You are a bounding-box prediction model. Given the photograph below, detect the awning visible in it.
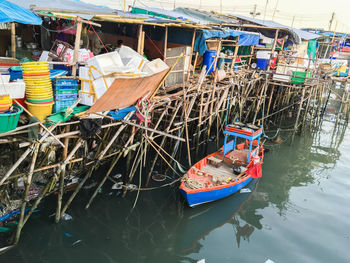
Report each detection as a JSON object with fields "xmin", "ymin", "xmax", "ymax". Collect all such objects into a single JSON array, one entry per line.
[
  {"xmin": 0, "ymin": 0, "xmax": 42, "ymax": 25},
  {"xmin": 195, "ymin": 29, "xmax": 260, "ymax": 55}
]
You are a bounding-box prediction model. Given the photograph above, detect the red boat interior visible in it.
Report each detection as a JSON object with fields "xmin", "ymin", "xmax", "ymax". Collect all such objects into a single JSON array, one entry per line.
[{"xmin": 181, "ymin": 141, "xmax": 263, "ymax": 191}]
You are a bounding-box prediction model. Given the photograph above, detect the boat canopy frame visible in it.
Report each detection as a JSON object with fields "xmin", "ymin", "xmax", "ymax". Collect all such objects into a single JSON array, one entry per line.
[{"xmin": 223, "ymin": 125, "xmax": 263, "ymax": 164}]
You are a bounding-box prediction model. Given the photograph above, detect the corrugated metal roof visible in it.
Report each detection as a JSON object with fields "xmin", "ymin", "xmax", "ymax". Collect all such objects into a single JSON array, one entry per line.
[
  {"xmin": 231, "ymin": 14, "xmax": 320, "ymax": 41},
  {"xmin": 175, "ymin": 8, "xmax": 239, "ymax": 25},
  {"xmin": 132, "ymin": 6, "xmax": 203, "ymax": 24}
]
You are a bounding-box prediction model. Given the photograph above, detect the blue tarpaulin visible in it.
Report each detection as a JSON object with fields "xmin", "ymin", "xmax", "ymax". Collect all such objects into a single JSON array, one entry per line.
[
  {"xmin": 195, "ymin": 29, "xmax": 260, "ymax": 55},
  {"xmin": 0, "ymin": 0, "xmax": 42, "ymax": 25}
]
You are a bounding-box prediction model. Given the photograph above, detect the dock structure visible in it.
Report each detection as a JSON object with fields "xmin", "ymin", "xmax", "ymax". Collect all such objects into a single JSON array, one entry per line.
[{"xmin": 0, "ymin": 3, "xmax": 349, "ymax": 245}]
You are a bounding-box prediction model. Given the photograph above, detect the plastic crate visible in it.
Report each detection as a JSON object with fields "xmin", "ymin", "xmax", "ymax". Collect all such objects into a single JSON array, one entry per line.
[
  {"xmin": 53, "ymin": 99, "xmax": 76, "ymax": 113},
  {"xmin": 54, "ymin": 83, "xmax": 78, "ymax": 88},
  {"xmin": 53, "ymin": 78, "xmax": 78, "ymax": 86},
  {"xmin": 55, "ymin": 94, "xmax": 77, "ymax": 100},
  {"xmin": 54, "ymin": 88, "xmax": 78, "ymax": 95}
]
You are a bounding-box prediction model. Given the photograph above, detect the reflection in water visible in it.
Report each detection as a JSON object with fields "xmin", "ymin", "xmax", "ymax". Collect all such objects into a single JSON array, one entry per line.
[
  {"xmin": 231, "ymin": 217, "xmax": 254, "ymax": 248},
  {"xmin": 0, "ymin": 120, "xmax": 349, "ymax": 263}
]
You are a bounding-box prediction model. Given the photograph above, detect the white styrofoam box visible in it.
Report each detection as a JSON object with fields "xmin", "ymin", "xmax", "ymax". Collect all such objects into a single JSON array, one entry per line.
[
  {"xmin": 273, "ymin": 74, "xmax": 291, "ymax": 82},
  {"xmin": 0, "ymin": 74, "xmax": 10, "ymax": 83},
  {"xmin": 79, "ymin": 90, "xmax": 94, "ymax": 106},
  {"xmin": 118, "ymin": 46, "xmax": 149, "ymax": 72},
  {"xmin": 256, "ymin": 51, "xmax": 271, "ymax": 59},
  {"xmin": 261, "ymin": 36, "xmax": 274, "ymax": 44},
  {"xmin": 87, "ymin": 51, "xmax": 124, "ymax": 79},
  {"xmin": 124, "ymin": 56, "xmax": 147, "ymax": 73},
  {"xmin": 142, "ymin": 58, "xmax": 169, "ymax": 75},
  {"xmin": 79, "ymin": 80, "xmax": 95, "ymax": 106},
  {"xmin": 0, "ymin": 80, "xmax": 25, "ymax": 99},
  {"xmin": 79, "ymin": 77, "xmax": 115, "ymax": 106},
  {"xmin": 92, "ymin": 77, "xmax": 115, "ymax": 99},
  {"xmin": 79, "ymin": 66, "xmax": 89, "ymax": 80}
]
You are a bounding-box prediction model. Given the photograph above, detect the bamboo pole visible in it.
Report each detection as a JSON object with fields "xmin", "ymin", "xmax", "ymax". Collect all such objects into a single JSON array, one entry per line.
[
  {"xmin": 55, "ymin": 139, "xmax": 83, "ymax": 223},
  {"xmin": 14, "ymin": 143, "xmax": 39, "ymax": 244},
  {"xmin": 293, "ymin": 87, "xmax": 306, "ymax": 139},
  {"xmin": 145, "ymin": 101, "xmax": 182, "ymax": 186},
  {"xmin": 0, "ymin": 123, "xmax": 59, "ymax": 186},
  {"xmin": 164, "ymin": 26, "xmax": 168, "ymax": 61},
  {"xmin": 85, "ymin": 124, "xmax": 133, "ymax": 209},
  {"xmin": 11, "ymin": 22, "xmax": 16, "ymax": 58},
  {"xmin": 183, "ymin": 87, "xmax": 192, "ymax": 166},
  {"xmin": 60, "ymin": 113, "xmax": 132, "ymax": 215},
  {"xmin": 72, "ymin": 20, "xmax": 83, "ymax": 77},
  {"xmin": 137, "ymin": 24, "xmax": 143, "ymax": 54}
]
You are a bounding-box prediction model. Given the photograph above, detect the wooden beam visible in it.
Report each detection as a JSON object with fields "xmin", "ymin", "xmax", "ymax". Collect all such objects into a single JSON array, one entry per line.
[
  {"xmin": 137, "ymin": 24, "xmax": 143, "ymax": 54},
  {"xmin": 121, "ymin": 120, "xmax": 186, "ymax": 142},
  {"xmin": 11, "ymin": 23, "xmax": 16, "ymax": 58},
  {"xmin": 71, "ymin": 20, "xmax": 83, "ymax": 77},
  {"xmin": 164, "ymin": 26, "xmax": 168, "ymax": 61}
]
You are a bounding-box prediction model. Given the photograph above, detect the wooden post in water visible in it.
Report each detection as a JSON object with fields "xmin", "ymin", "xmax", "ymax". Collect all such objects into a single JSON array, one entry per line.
[
  {"xmin": 292, "ymin": 87, "xmax": 305, "ymax": 141},
  {"xmin": 14, "ymin": 143, "xmax": 39, "ymax": 244}
]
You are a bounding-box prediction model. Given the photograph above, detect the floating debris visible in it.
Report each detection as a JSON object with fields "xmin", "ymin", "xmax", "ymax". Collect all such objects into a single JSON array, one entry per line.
[
  {"xmin": 0, "ymin": 245, "xmax": 14, "ymax": 255},
  {"xmin": 240, "ymin": 188, "xmax": 252, "ymax": 193},
  {"xmin": 83, "ymin": 181, "xmax": 98, "ymax": 190},
  {"xmin": 72, "ymin": 240, "xmax": 82, "ymax": 246},
  {"xmin": 111, "ymin": 182, "xmax": 123, "ymax": 190},
  {"xmin": 63, "ymin": 232, "xmax": 72, "ymax": 237},
  {"xmin": 112, "ymin": 173, "xmax": 122, "ymax": 179},
  {"xmin": 152, "ymin": 173, "xmax": 167, "ymax": 182},
  {"xmin": 61, "ymin": 213, "xmax": 73, "ymax": 221}
]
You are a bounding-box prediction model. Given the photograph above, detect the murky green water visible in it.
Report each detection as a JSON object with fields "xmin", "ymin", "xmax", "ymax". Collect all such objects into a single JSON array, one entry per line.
[{"xmin": 1, "ymin": 120, "xmax": 350, "ymax": 263}]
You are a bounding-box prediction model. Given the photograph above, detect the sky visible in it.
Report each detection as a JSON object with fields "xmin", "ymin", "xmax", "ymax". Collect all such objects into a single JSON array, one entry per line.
[{"xmin": 84, "ymin": 0, "xmax": 350, "ymax": 32}]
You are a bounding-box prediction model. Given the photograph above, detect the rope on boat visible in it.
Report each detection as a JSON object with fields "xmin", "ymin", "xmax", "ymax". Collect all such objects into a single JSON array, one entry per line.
[{"xmin": 184, "ymin": 179, "xmax": 206, "ymax": 189}]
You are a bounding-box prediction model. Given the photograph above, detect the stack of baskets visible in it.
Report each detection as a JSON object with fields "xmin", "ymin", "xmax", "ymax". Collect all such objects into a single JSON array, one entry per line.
[
  {"xmin": 0, "ymin": 95, "xmax": 12, "ymax": 112},
  {"xmin": 22, "ymin": 62, "xmax": 54, "ymax": 120},
  {"xmin": 53, "ymin": 78, "xmax": 78, "ymax": 113}
]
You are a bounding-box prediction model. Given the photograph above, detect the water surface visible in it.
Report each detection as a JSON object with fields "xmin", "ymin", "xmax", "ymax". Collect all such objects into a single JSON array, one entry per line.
[{"xmin": 1, "ymin": 120, "xmax": 349, "ymax": 263}]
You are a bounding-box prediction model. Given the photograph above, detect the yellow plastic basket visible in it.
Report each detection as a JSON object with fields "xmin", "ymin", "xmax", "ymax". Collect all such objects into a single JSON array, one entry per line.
[{"xmin": 25, "ymin": 100, "xmax": 54, "ymax": 121}]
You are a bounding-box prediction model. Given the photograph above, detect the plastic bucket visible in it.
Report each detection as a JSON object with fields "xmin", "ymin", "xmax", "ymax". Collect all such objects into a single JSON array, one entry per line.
[
  {"xmin": 25, "ymin": 100, "xmax": 53, "ymax": 121},
  {"xmin": 203, "ymin": 50, "xmax": 217, "ymax": 75},
  {"xmin": 22, "ymin": 61, "xmax": 48, "ymax": 66},
  {"xmin": 25, "ymin": 86, "xmax": 52, "ymax": 91},
  {"xmin": 0, "ymin": 103, "xmax": 12, "ymax": 112},
  {"xmin": 0, "ymin": 104, "xmax": 23, "ymax": 133},
  {"xmin": 257, "ymin": 58, "xmax": 269, "ymax": 70},
  {"xmin": 0, "ymin": 95, "xmax": 11, "ymax": 104},
  {"xmin": 26, "ymin": 97, "xmax": 54, "ymax": 103}
]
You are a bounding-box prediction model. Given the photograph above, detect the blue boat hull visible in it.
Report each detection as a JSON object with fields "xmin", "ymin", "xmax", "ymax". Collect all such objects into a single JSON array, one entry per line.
[{"xmin": 180, "ymin": 176, "xmax": 253, "ymax": 207}]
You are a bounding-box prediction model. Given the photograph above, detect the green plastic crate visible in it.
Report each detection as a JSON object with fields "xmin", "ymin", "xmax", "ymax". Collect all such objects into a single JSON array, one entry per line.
[{"xmin": 291, "ymin": 71, "xmax": 310, "ymax": 84}]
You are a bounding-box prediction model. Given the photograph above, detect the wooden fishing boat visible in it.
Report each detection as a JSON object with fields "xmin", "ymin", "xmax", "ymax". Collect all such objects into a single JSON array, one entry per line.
[{"xmin": 179, "ymin": 123, "xmax": 264, "ymax": 207}]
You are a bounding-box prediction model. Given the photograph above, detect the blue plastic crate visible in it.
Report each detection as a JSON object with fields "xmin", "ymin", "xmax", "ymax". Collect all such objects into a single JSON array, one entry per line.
[
  {"xmin": 54, "ymin": 88, "xmax": 78, "ymax": 95},
  {"xmin": 55, "ymin": 94, "xmax": 77, "ymax": 100},
  {"xmin": 53, "ymin": 78, "xmax": 77, "ymax": 86},
  {"xmin": 54, "ymin": 84, "xmax": 78, "ymax": 89},
  {"xmin": 53, "ymin": 99, "xmax": 76, "ymax": 113}
]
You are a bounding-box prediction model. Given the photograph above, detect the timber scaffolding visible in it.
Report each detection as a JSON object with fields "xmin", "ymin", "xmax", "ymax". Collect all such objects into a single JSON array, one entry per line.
[
  {"xmin": 0, "ymin": 67, "xmax": 342, "ymax": 245},
  {"xmin": 1, "ymin": 7, "xmax": 350, "ymax": 246}
]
